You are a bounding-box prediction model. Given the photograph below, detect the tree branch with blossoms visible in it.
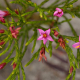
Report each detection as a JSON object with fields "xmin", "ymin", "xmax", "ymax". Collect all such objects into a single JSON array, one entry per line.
[{"xmin": 0, "ymin": 0, "xmax": 80, "ymax": 80}]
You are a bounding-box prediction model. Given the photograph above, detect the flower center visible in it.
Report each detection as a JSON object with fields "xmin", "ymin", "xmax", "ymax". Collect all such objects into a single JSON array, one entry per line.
[
  {"xmin": 76, "ymin": 45, "xmax": 80, "ymax": 48},
  {"xmin": 43, "ymin": 33, "xmax": 47, "ymax": 38},
  {"xmin": 58, "ymin": 12, "xmax": 62, "ymax": 14}
]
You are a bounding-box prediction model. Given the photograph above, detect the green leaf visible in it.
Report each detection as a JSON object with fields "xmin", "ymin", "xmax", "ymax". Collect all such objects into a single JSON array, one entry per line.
[
  {"xmin": 25, "ymin": 34, "xmax": 35, "ymax": 46},
  {"xmin": 72, "ymin": 71, "xmax": 76, "ymax": 80},
  {"xmin": 25, "ymin": 49, "xmax": 40, "ymax": 67},
  {"xmin": 65, "ymin": 44, "xmax": 78, "ymax": 68},
  {"xmin": 31, "ymin": 38, "xmax": 37, "ymax": 53},
  {"xmin": 20, "ymin": 63, "xmax": 26, "ymax": 80},
  {"xmin": 45, "ymin": 46, "xmax": 49, "ymax": 53},
  {"xmin": 39, "ymin": 0, "xmax": 49, "ymax": 7},
  {"xmin": 65, "ymin": 74, "xmax": 71, "ymax": 80},
  {"xmin": 0, "ymin": 40, "xmax": 13, "ymax": 56},
  {"xmin": 6, "ymin": 7, "xmax": 18, "ymax": 17},
  {"xmin": 31, "ymin": 29, "xmax": 37, "ymax": 53},
  {"xmin": 63, "ymin": 15, "xmax": 77, "ymax": 36},
  {"xmin": 21, "ymin": 10, "xmax": 35, "ymax": 17},
  {"xmin": 48, "ymin": 41, "xmax": 52, "ymax": 57},
  {"xmin": 58, "ymin": 19, "xmax": 72, "ymax": 24},
  {"xmin": 55, "ymin": 43, "xmax": 60, "ymax": 49},
  {"xmin": 77, "ymin": 49, "xmax": 80, "ymax": 68},
  {"xmin": 62, "ymin": 35, "xmax": 78, "ymax": 42}
]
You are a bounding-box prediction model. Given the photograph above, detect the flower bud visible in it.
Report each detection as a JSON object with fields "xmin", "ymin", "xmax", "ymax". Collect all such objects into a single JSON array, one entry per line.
[
  {"xmin": 53, "ymin": 30, "xmax": 59, "ymax": 37},
  {"xmin": 70, "ymin": 66, "xmax": 73, "ymax": 74},
  {"xmin": 3, "ymin": 11, "xmax": 11, "ymax": 17},
  {"xmin": 0, "ymin": 17, "xmax": 5, "ymax": 23},
  {"xmin": 58, "ymin": 36, "xmax": 65, "ymax": 49},
  {"xmin": 0, "ymin": 29, "xmax": 4, "ymax": 33},
  {"xmin": 15, "ymin": 9, "xmax": 19, "ymax": 15},
  {"xmin": 0, "ymin": 41, "xmax": 5, "ymax": 46},
  {"xmin": 0, "ymin": 10, "xmax": 10, "ymax": 17},
  {"xmin": 38, "ymin": 47, "xmax": 47, "ymax": 61},
  {"xmin": 13, "ymin": 62, "xmax": 16, "ymax": 70},
  {"xmin": 58, "ymin": 37, "xmax": 63, "ymax": 42},
  {"xmin": 0, "ymin": 63, "xmax": 6, "ymax": 70}
]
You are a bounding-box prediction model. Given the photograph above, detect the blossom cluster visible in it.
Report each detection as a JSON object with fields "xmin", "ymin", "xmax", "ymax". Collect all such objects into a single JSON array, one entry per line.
[
  {"xmin": 0, "ymin": 8, "xmax": 65, "ymax": 69},
  {"xmin": 0, "ymin": 10, "xmax": 20, "ymax": 70},
  {"xmin": 0, "ymin": 7, "xmax": 78, "ymax": 76}
]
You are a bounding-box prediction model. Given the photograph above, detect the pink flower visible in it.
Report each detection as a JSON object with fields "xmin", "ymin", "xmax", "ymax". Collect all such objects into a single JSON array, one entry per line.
[
  {"xmin": 37, "ymin": 29, "xmax": 54, "ymax": 45},
  {"xmin": 0, "ymin": 63, "xmax": 6, "ymax": 70},
  {"xmin": 72, "ymin": 35, "xmax": 80, "ymax": 48},
  {"xmin": 0, "ymin": 17, "xmax": 5, "ymax": 23},
  {"xmin": 13, "ymin": 62, "xmax": 16, "ymax": 70},
  {"xmin": 9, "ymin": 26, "xmax": 21, "ymax": 39},
  {"xmin": 39, "ymin": 47, "xmax": 47, "ymax": 62},
  {"xmin": 53, "ymin": 8, "xmax": 63, "ymax": 17},
  {"xmin": 0, "ymin": 10, "xmax": 10, "ymax": 17}
]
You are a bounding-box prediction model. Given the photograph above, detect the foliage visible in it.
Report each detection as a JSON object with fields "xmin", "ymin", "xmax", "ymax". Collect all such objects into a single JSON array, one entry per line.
[{"xmin": 0, "ymin": 0, "xmax": 80, "ymax": 80}]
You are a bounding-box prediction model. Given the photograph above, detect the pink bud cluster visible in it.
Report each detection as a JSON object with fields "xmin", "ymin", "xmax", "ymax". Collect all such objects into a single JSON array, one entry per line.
[
  {"xmin": 9, "ymin": 26, "xmax": 21, "ymax": 39},
  {"xmin": 0, "ymin": 9, "xmax": 19, "ymax": 23},
  {"xmin": 0, "ymin": 62, "xmax": 17, "ymax": 70}
]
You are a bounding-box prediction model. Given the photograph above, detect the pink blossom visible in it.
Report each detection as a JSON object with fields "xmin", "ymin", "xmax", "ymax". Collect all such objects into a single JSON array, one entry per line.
[
  {"xmin": 0, "ymin": 10, "xmax": 10, "ymax": 17},
  {"xmin": 37, "ymin": 29, "xmax": 54, "ymax": 45},
  {"xmin": 0, "ymin": 17, "xmax": 5, "ymax": 23},
  {"xmin": 38, "ymin": 47, "xmax": 47, "ymax": 62},
  {"xmin": 53, "ymin": 8, "xmax": 63, "ymax": 17},
  {"xmin": 9, "ymin": 26, "xmax": 21, "ymax": 39},
  {"xmin": 0, "ymin": 63, "xmax": 6, "ymax": 70},
  {"xmin": 72, "ymin": 35, "xmax": 80, "ymax": 49}
]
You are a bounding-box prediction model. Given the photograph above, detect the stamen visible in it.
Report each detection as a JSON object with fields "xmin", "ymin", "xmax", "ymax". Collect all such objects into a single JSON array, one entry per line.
[
  {"xmin": 76, "ymin": 45, "xmax": 80, "ymax": 48},
  {"xmin": 58, "ymin": 12, "xmax": 62, "ymax": 14},
  {"xmin": 43, "ymin": 33, "xmax": 47, "ymax": 38}
]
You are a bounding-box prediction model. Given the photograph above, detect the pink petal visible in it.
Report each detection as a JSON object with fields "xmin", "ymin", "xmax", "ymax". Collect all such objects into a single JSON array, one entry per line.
[
  {"xmin": 56, "ymin": 8, "xmax": 62, "ymax": 12},
  {"xmin": 3, "ymin": 11, "xmax": 11, "ymax": 17},
  {"xmin": 54, "ymin": 11, "xmax": 58, "ymax": 16},
  {"xmin": 43, "ymin": 54, "xmax": 47, "ymax": 61},
  {"xmin": 37, "ymin": 35, "xmax": 43, "ymax": 40},
  {"xmin": 38, "ymin": 29, "xmax": 45, "ymax": 35},
  {"xmin": 56, "ymin": 12, "xmax": 63, "ymax": 17},
  {"xmin": 12, "ymin": 33, "xmax": 17, "ymax": 39},
  {"xmin": 61, "ymin": 11, "xmax": 64, "ymax": 15},
  {"xmin": 79, "ymin": 35, "xmax": 80, "ymax": 42},
  {"xmin": 43, "ymin": 38, "xmax": 47, "ymax": 45},
  {"xmin": 0, "ymin": 10, "xmax": 5, "ymax": 17},
  {"xmin": 45, "ymin": 29, "xmax": 50, "ymax": 35},
  {"xmin": 38, "ymin": 56, "xmax": 42, "ymax": 61},
  {"xmin": 15, "ymin": 27, "xmax": 21, "ymax": 31},
  {"xmin": 72, "ymin": 42, "xmax": 80, "ymax": 49},
  {"xmin": 9, "ymin": 26, "xmax": 15, "ymax": 32},
  {"xmin": 57, "ymin": 14, "xmax": 62, "ymax": 17},
  {"xmin": 47, "ymin": 35, "xmax": 54, "ymax": 41},
  {"xmin": 15, "ymin": 31, "xmax": 19, "ymax": 34},
  {"xmin": 9, "ymin": 26, "xmax": 13, "ymax": 32}
]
